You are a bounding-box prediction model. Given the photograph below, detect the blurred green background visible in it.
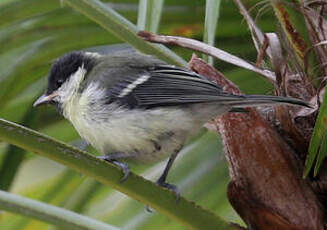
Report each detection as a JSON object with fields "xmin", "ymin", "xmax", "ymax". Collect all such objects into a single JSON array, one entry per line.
[{"xmin": 0, "ymin": 0, "xmax": 277, "ymax": 229}]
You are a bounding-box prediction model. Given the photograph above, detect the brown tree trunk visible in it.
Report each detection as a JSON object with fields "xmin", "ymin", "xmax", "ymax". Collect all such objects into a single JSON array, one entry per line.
[{"xmin": 189, "ymin": 56, "xmax": 325, "ymax": 230}]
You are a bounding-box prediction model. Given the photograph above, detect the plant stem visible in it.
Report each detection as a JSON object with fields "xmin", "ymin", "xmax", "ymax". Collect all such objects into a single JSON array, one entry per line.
[
  {"xmin": 0, "ymin": 190, "xmax": 119, "ymax": 230},
  {"xmin": 0, "ymin": 118, "xmax": 234, "ymax": 230},
  {"xmin": 63, "ymin": 0, "xmax": 186, "ymax": 67}
]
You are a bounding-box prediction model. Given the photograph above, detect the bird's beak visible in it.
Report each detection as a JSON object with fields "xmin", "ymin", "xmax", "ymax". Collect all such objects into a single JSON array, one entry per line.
[{"xmin": 33, "ymin": 92, "xmax": 58, "ymax": 107}]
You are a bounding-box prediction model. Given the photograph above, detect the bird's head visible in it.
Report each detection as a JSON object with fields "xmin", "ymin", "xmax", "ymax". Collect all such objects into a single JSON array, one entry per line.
[{"xmin": 33, "ymin": 51, "xmax": 99, "ymax": 109}]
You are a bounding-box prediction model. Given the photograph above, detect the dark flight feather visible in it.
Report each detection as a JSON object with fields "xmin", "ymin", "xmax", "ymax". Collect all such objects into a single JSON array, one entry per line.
[{"xmin": 105, "ymin": 65, "xmax": 309, "ymax": 109}]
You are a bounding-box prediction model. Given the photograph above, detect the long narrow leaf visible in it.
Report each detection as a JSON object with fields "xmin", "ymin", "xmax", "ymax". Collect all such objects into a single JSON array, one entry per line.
[
  {"xmin": 63, "ymin": 0, "xmax": 186, "ymax": 67},
  {"xmin": 137, "ymin": 0, "xmax": 164, "ymax": 33},
  {"xmin": 271, "ymin": 1, "xmax": 308, "ymax": 67},
  {"xmin": 203, "ymin": 0, "xmax": 221, "ymax": 65},
  {"xmin": 304, "ymin": 90, "xmax": 327, "ymax": 177},
  {"xmin": 0, "ymin": 118, "xmax": 234, "ymax": 230},
  {"xmin": 0, "ymin": 190, "xmax": 119, "ymax": 230},
  {"xmin": 314, "ymin": 131, "xmax": 327, "ymax": 176},
  {"xmin": 147, "ymin": 0, "xmax": 164, "ymax": 33},
  {"xmin": 137, "ymin": 0, "xmax": 148, "ymax": 31},
  {"xmin": 7, "ymin": 170, "xmax": 85, "ymax": 230}
]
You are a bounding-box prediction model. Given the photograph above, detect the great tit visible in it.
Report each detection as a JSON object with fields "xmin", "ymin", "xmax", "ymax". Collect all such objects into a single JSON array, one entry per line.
[{"xmin": 33, "ymin": 50, "xmax": 309, "ymax": 193}]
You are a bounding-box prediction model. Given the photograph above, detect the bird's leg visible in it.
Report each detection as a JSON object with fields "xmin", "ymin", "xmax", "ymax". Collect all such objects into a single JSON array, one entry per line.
[
  {"xmin": 145, "ymin": 151, "xmax": 180, "ymax": 213},
  {"xmin": 156, "ymin": 150, "xmax": 180, "ymax": 201},
  {"xmin": 97, "ymin": 153, "xmax": 132, "ymax": 182}
]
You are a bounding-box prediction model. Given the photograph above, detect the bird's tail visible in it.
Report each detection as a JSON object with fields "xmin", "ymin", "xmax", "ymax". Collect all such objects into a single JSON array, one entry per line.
[{"xmin": 222, "ymin": 94, "xmax": 310, "ymax": 108}]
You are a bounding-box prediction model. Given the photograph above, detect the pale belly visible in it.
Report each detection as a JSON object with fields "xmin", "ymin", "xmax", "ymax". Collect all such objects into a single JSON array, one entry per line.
[
  {"xmin": 68, "ymin": 105, "xmax": 198, "ymax": 163},
  {"xmin": 63, "ymin": 85, "xmax": 228, "ymax": 163}
]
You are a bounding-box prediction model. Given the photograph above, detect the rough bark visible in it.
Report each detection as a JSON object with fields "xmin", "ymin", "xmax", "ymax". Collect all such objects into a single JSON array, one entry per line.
[{"xmin": 189, "ymin": 55, "xmax": 325, "ymax": 230}]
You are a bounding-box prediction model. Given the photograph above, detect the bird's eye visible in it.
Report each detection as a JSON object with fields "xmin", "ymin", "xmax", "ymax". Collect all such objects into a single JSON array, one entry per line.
[{"xmin": 56, "ymin": 79, "xmax": 64, "ymax": 88}]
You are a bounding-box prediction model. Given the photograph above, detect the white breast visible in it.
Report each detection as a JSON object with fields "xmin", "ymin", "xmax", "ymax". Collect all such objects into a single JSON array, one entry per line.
[
  {"xmin": 64, "ymin": 81, "xmax": 197, "ymax": 162},
  {"xmin": 58, "ymin": 71, "xmax": 202, "ymax": 163}
]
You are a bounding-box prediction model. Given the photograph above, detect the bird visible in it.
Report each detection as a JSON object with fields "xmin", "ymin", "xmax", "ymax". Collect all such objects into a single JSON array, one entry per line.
[{"xmin": 33, "ymin": 50, "xmax": 309, "ymax": 195}]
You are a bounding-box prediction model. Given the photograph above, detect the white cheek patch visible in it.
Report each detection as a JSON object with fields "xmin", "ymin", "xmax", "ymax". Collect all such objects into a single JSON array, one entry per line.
[
  {"xmin": 71, "ymin": 65, "xmax": 87, "ymax": 87},
  {"xmin": 57, "ymin": 65, "xmax": 88, "ymax": 119},
  {"xmin": 118, "ymin": 75, "xmax": 151, "ymax": 98},
  {"xmin": 57, "ymin": 65, "xmax": 87, "ymax": 99}
]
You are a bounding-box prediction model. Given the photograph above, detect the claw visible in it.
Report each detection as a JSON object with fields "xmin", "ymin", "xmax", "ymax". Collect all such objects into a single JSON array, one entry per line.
[
  {"xmin": 112, "ymin": 160, "xmax": 130, "ymax": 183},
  {"xmin": 156, "ymin": 178, "xmax": 180, "ymax": 203},
  {"xmin": 144, "ymin": 180, "xmax": 180, "ymax": 213},
  {"xmin": 97, "ymin": 156, "xmax": 130, "ymax": 183},
  {"xmin": 145, "ymin": 205, "xmax": 154, "ymax": 213}
]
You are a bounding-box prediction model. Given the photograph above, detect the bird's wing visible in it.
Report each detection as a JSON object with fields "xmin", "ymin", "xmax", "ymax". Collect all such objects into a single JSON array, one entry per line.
[{"xmin": 106, "ymin": 65, "xmax": 245, "ymax": 109}]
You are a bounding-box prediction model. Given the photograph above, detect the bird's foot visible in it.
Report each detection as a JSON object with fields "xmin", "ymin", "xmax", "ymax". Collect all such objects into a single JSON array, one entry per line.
[
  {"xmin": 145, "ymin": 179, "xmax": 180, "ymax": 213},
  {"xmin": 97, "ymin": 155, "xmax": 130, "ymax": 183},
  {"xmin": 156, "ymin": 178, "xmax": 180, "ymax": 203}
]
